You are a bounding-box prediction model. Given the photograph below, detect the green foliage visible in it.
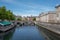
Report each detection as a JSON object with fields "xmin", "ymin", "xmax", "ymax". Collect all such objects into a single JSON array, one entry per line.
[
  {"xmin": 0, "ymin": 6, "xmax": 15, "ymax": 20},
  {"xmin": 0, "ymin": 6, "xmax": 6, "ymax": 20},
  {"xmin": 33, "ymin": 17, "xmax": 36, "ymax": 21},
  {"xmin": 17, "ymin": 18, "xmax": 22, "ymax": 21}
]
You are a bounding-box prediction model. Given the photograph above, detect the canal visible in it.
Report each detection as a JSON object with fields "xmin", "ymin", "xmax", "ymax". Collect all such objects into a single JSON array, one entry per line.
[{"xmin": 0, "ymin": 26, "xmax": 46, "ymax": 40}]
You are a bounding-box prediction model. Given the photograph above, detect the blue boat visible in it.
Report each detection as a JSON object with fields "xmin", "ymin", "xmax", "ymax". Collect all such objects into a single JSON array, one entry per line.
[
  {"xmin": 0, "ymin": 21, "xmax": 15, "ymax": 32},
  {"xmin": 0, "ymin": 21, "xmax": 12, "ymax": 26}
]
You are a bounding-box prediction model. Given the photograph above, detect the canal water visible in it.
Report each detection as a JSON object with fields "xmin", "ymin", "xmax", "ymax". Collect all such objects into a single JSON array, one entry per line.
[{"xmin": 0, "ymin": 26, "xmax": 46, "ymax": 40}]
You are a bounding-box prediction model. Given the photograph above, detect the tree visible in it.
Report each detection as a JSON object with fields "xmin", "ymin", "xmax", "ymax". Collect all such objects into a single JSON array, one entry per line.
[
  {"xmin": 0, "ymin": 6, "xmax": 15, "ymax": 21},
  {"xmin": 6, "ymin": 10, "xmax": 15, "ymax": 20},
  {"xmin": 33, "ymin": 17, "xmax": 36, "ymax": 21},
  {"xmin": 0, "ymin": 6, "xmax": 6, "ymax": 20},
  {"xmin": 17, "ymin": 18, "xmax": 22, "ymax": 21}
]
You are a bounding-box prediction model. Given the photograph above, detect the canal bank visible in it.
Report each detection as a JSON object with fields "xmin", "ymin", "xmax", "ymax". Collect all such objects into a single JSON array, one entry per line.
[
  {"xmin": 36, "ymin": 22, "xmax": 60, "ymax": 40},
  {"xmin": 0, "ymin": 27, "xmax": 15, "ymax": 40},
  {"xmin": 0, "ymin": 21, "xmax": 16, "ymax": 32}
]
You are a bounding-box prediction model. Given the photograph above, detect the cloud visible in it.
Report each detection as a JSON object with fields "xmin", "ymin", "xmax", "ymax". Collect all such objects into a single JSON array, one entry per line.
[
  {"xmin": 13, "ymin": 9, "xmax": 40, "ymax": 16},
  {"xmin": 0, "ymin": 0, "xmax": 14, "ymax": 3},
  {"xmin": 13, "ymin": 2, "xmax": 54, "ymax": 16},
  {"xmin": 0, "ymin": 0, "xmax": 54, "ymax": 16},
  {"xmin": 1, "ymin": 0, "xmax": 54, "ymax": 11}
]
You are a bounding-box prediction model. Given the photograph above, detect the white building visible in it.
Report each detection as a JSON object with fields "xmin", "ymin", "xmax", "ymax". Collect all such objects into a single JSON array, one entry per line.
[
  {"xmin": 39, "ymin": 5, "xmax": 60, "ymax": 23},
  {"xmin": 55, "ymin": 5, "xmax": 60, "ymax": 23}
]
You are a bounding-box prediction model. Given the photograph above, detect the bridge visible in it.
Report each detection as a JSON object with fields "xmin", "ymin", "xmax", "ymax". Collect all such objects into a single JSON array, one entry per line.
[{"xmin": 12, "ymin": 21, "xmax": 35, "ymax": 26}]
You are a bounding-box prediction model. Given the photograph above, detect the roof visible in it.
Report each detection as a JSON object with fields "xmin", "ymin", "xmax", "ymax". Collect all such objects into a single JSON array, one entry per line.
[
  {"xmin": 55, "ymin": 4, "xmax": 60, "ymax": 8},
  {"xmin": 39, "ymin": 11, "xmax": 56, "ymax": 17},
  {"xmin": 0, "ymin": 21, "xmax": 11, "ymax": 26}
]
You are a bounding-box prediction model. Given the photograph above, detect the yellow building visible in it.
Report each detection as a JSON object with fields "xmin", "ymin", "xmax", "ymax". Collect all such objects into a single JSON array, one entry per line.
[{"xmin": 36, "ymin": 16, "xmax": 40, "ymax": 21}]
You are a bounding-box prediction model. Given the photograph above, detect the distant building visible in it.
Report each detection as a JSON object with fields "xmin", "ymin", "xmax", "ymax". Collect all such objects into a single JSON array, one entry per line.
[
  {"xmin": 26, "ymin": 16, "xmax": 36, "ymax": 21},
  {"xmin": 22, "ymin": 16, "xmax": 28, "ymax": 21},
  {"xmin": 27, "ymin": 17, "xmax": 33, "ymax": 21},
  {"xmin": 36, "ymin": 16, "xmax": 40, "ymax": 21},
  {"xmin": 39, "ymin": 5, "xmax": 60, "ymax": 23},
  {"xmin": 15, "ymin": 16, "xmax": 22, "ymax": 20},
  {"xmin": 39, "ymin": 11, "xmax": 56, "ymax": 23}
]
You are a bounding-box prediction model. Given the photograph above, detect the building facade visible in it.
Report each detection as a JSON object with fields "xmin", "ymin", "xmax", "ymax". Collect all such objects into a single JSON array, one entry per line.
[
  {"xmin": 39, "ymin": 5, "xmax": 60, "ymax": 23},
  {"xmin": 27, "ymin": 16, "xmax": 36, "ymax": 21},
  {"xmin": 36, "ymin": 16, "xmax": 40, "ymax": 21}
]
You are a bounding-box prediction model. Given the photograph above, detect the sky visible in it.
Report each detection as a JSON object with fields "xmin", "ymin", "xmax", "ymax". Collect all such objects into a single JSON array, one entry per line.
[{"xmin": 0, "ymin": 0, "xmax": 60, "ymax": 16}]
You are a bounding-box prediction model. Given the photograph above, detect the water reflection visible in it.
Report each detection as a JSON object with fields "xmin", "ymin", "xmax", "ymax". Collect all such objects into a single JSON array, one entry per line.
[
  {"xmin": 37, "ymin": 26, "xmax": 60, "ymax": 40},
  {"xmin": 11, "ymin": 26, "xmax": 45, "ymax": 40},
  {"xmin": 0, "ymin": 26, "xmax": 46, "ymax": 40},
  {"xmin": 37, "ymin": 26, "xmax": 49, "ymax": 40},
  {"xmin": 0, "ymin": 28, "xmax": 15, "ymax": 40}
]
